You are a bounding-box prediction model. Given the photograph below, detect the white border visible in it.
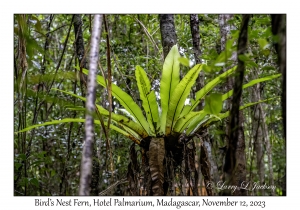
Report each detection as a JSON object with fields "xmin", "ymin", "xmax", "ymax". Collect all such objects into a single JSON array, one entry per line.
[{"xmin": 1, "ymin": 0, "xmax": 298, "ymax": 209}]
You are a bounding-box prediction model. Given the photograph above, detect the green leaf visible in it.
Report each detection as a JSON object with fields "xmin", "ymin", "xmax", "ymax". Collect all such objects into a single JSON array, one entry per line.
[
  {"xmin": 203, "ymin": 93, "xmax": 223, "ymax": 115},
  {"xmin": 255, "ymin": 17, "xmax": 270, "ymax": 25},
  {"xmin": 258, "ymin": 38, "xmax": 269, "ymax": 50},
  {"xmin": 31, "ymin": 15, "xmax": 42, "ymax": 32},
  {"xmin": 261, "ymin": 66, "xmax": 275, "ymax": 71},
  {"xmin": 249, "ymin": 29, "xmax": 259, "ymax": 39},
  {"xmin": 222, "ymin": 74, "xmax": 281, "ymax": 101},
  {"xmin": 80, "ymin": 68, "xmax": 150, "ymax": 135},
  {"xmin": 30, "ymin": 178, "xmax": 39, "ymax": 187},
  {"xmin": 166, "ymin": 64, "xmax": 202, "ymax": 135},
  {"xmin": 226, "ymin": 39, "xmax": 234, "ymax": 50},
  {"xmin": 53, "ymin": 88, "xmax": 148, "ymax": 139},
  {"xmin": 160, "ymin": 45, "xmax": 181, "ymax": 134},
  {"xmin": 247, "ymin": 61, "xmax": 258, "ymax": 68},
  {"xmin": 16, "ymin": 117, "xmax": 142, "ymax": 144},
  {"xmin": 231, "ymin": 30, "xmax": 240, "ymax": 39},
  {"xmin": 65, "ymin": 107, "xmax": 85, "ymax": 111},
  {"xmin": 179, "ymin": 105, "xmax": 192, "ymax": 118},
  {"xmin": 186, "ymin": 112, "xmax": 210, "ymax": 135},
  {"xmin": 31, "ymin": 160, "xmax": 45, "ymax": 167},
  {"xmin": 174, "ymin": 110, "xmax": 206, "ymax": 133},
  {"xmin": 238, "ymin": 55, "xmax": 258, "ymax": 68},
  {"xmin": 199, "ymin": 97, "xmax": 279, "ymax": 132},
  {"xmin": 178, "ymin": 57, "xmax": 190, "ymax": 67},
  {"xmin": 109, "ymin": 111, "xmax": 147, "ymax": 139},
  {"xmin": 202, "ymin": 64, "xmax": 212, "ymax": 73},
  {"xmin": 238, "ymin": 54, "xmax": 249, "ymax": 62},
  {"xmin": 15, "ymin": 163, "xmax": 22, "ymax": 170},
  {"xmin": 18, "ymin": 154, "xmax": 26, "ymax": 161},
  {"xmin": 190, "ymin": 66, "xmax": 237, "ymax": 111},
  {"xmin": 16, "ymin": 118, "xmax": 86, "ymax": 133},
  {"xmin": 51, "ymin": 170, "xmax": 56, "ymax": 177},
  {"xmin": 120, "ymin": 125, "xmax": 143, "ymax": 143},
  {"xmin": 214, "ymin": 51, "xmax": 227, "ymax": 66},
  {"xmin": 37, "ymin": 151, "xmax": 47, "ymax": 158},
  {"xmin": 20, "ymin": 178, "xmax": 29, "ymax": 187},
  {"xmin": 262, "ymin": 49, "xmax": 270, "ymax": 56},
  {"xmin": 135, "ymin": 65, "xmax": 159, "ymax": 134}
]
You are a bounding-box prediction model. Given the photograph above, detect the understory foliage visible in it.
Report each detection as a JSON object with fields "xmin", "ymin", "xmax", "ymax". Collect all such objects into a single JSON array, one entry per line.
[
  {"xmin": 17, "ymin": 45, "xmax": 279, "ymax": 195},
  {"xmin": 14, "ymin": 14, "xmax": 285, "ymax": 196}
]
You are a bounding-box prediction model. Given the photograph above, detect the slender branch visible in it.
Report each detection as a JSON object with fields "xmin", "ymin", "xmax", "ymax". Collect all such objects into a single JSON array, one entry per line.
[
  {"xmin": 103, "ymin": 15, "xmax": 112, "ymax": 131},
  {"xmin": 79, "ymin": 14, "xmax": 103, "ymax": 196},
  {"xmin": 47, "ymin": 15, "xmax": 74, "ymax": 93},
  {"xmin": 103, "ymin": 15, "xmax": 115, "ymax": 182}
]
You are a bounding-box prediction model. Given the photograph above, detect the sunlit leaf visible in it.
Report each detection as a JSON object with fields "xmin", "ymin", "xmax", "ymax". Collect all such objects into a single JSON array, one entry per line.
[
  {"xmin": 135, "ymin": 65, "xmax": 159, "ymax": 134},
  {"xmin": 52, "ymin": 89, "xmax": 148, "ymax": 139},
  {"xmin": 166, "ymin": 64, "xmax": 202, "ymax": 135},
  {"xmin": 222, "ymin": 74, "xmax": 281, "ymax": 101},
  {"xmin": 203, "ymin": 93, "xmax": 223, "ymax": 115},
  {"xmin": 258, "ymin": 38, "xmax": 269, "ymax": 50},
  {"xmin": 199, "ymin": 97, "xmax": 279, "ymax": 132},
  {"xmin": 16, "ymin": 117, "xmax": 141, "ymax": 144},
  {"xmin": 190, "ymin": 66, "xmax": 237, "ymax": 112},
  {"xmin": 79, "ymin": 67, "xmax": 150, "ymax": 135},
  {"xmin": 178, "ymin": 57, "xmax": 190, "ymax": 67},
  {"xmin": 160, "ymin": 45, "xmax": 181, "ymax": 134}
]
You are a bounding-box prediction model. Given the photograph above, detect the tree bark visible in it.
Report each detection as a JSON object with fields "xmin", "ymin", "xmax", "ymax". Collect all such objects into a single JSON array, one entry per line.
[
  {"xmin": 73, "ymin": 14, "xmax": 88, "ymax": 69},
  {"xmin": 223, "ymin": 14, "xmax": 250, "ymax": 196},
  {"xmin": 73, "ymin": 14, "xmax": 100, "ymax": 196},
  {"xmin": 218, "ymin": 15, "xmax": 233, "ymax": 53},
  {"xmin": 159, "ymin": 14, "xmax": 178, "ymax": 59},
  {"xmin": 258, "ymin": 102, "xmax": 275, "ymax": 195},
  {"xmin": 73, "ymin": 14, "xmax": 88, "ymax": 96},
  {"xmin": 149, "ymin": 137, "xmax": 165, "ymax": 195},
  {"xmin": 271, "ymin": 14, "xmax": 286, "ymax": 196},
  {"xmin": 271, "ymin": 14, "xmax": 286, "ymax": 140},
  {"xmin": 252, "ymin": 82, "xmax": 265, "ymax": 195},
  {"xmin": 190, "ymin": 14, "xmax": 205, "ymax": 108},
  {"xmin": 79, "ymin": 14, "xmax": 103, "ymax": 196},
  {"xmin": 189, "ymin": 14, "xmax": 205, "ymax": 195},
  {"xmin": 190, "ymin": 15, "xmax": 221, "ymax": 196},
  {"xmin": 190, "ymin": 14, "xmax": 202, "ymax": 65},
  {"xmin": 200, "ymin": 133, "xmax": 219, "ymax": 195}
]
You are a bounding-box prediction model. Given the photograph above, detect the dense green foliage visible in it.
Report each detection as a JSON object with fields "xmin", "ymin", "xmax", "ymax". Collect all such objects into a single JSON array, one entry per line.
[{"xmin": 14, "ymin": 14, "xmax": 285, "ymax": 196}]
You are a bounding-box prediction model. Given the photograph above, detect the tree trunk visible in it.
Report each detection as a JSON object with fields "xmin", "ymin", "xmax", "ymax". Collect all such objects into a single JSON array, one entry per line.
[
  {"xmin": 271, "ymin": 14, "xmax": 286, "ymax": 141},
  {"xmin": 190, "ymin": 14, "xmax": 202, "ymax": 65},
  {"xmin": 79, "ymin": 14, "xmax": 103, "ymax": 196},
  {"xmin": 73, "ymin": 14, "xmax": 88, "ymax": 70},
  {"xmin": 127, "ymin": 134, "xmax": 199, "ymax": 196},
  {"xmin": 73, "ymin": 14, "xmax": 88, "ymax": 96},
  {"xmin": 190, "ymin": 14, "xmax": 204, "ymax": 108},
  {"xmin": 159, "ymin": 14, "xmax": 178, "ymax": 59},
  {"xmin": 271, "ymin": 15, "xmax": 286, "ymax": 195},
  {"xmin": 73, "ymin": 14, "xmax": 101, "ymax": 196},
  {"xmin": 149, "ymin": 137, "xmax": 165, "ymax": 195},
  {"xmin": 189, "ymin": 14, "xmax": 205, "ymax": 195},
  {"xmin": 223, "ymin": 14, "xmax": 250, "ymax": 196},
  {"xmin": 217, "ymin": 14, "xmax": 247, "ymax": 196},
  {"xmin": 259, "ymin": 102, "xmax": 275, "ymax": 195},
  {"xmin": 218, "ymin": 15, "xmax": 233, "ymax": 53},
  {"xmin": 200, "ymin": 133, "xmax": 219, "ymax": 195},
  {"xmin": 190, "ymin": 15, "xmax": 221, "ymax": 195},
  {"xmin": 252, "ymin": 82, "xmax": 265, "ymax": 195}
]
